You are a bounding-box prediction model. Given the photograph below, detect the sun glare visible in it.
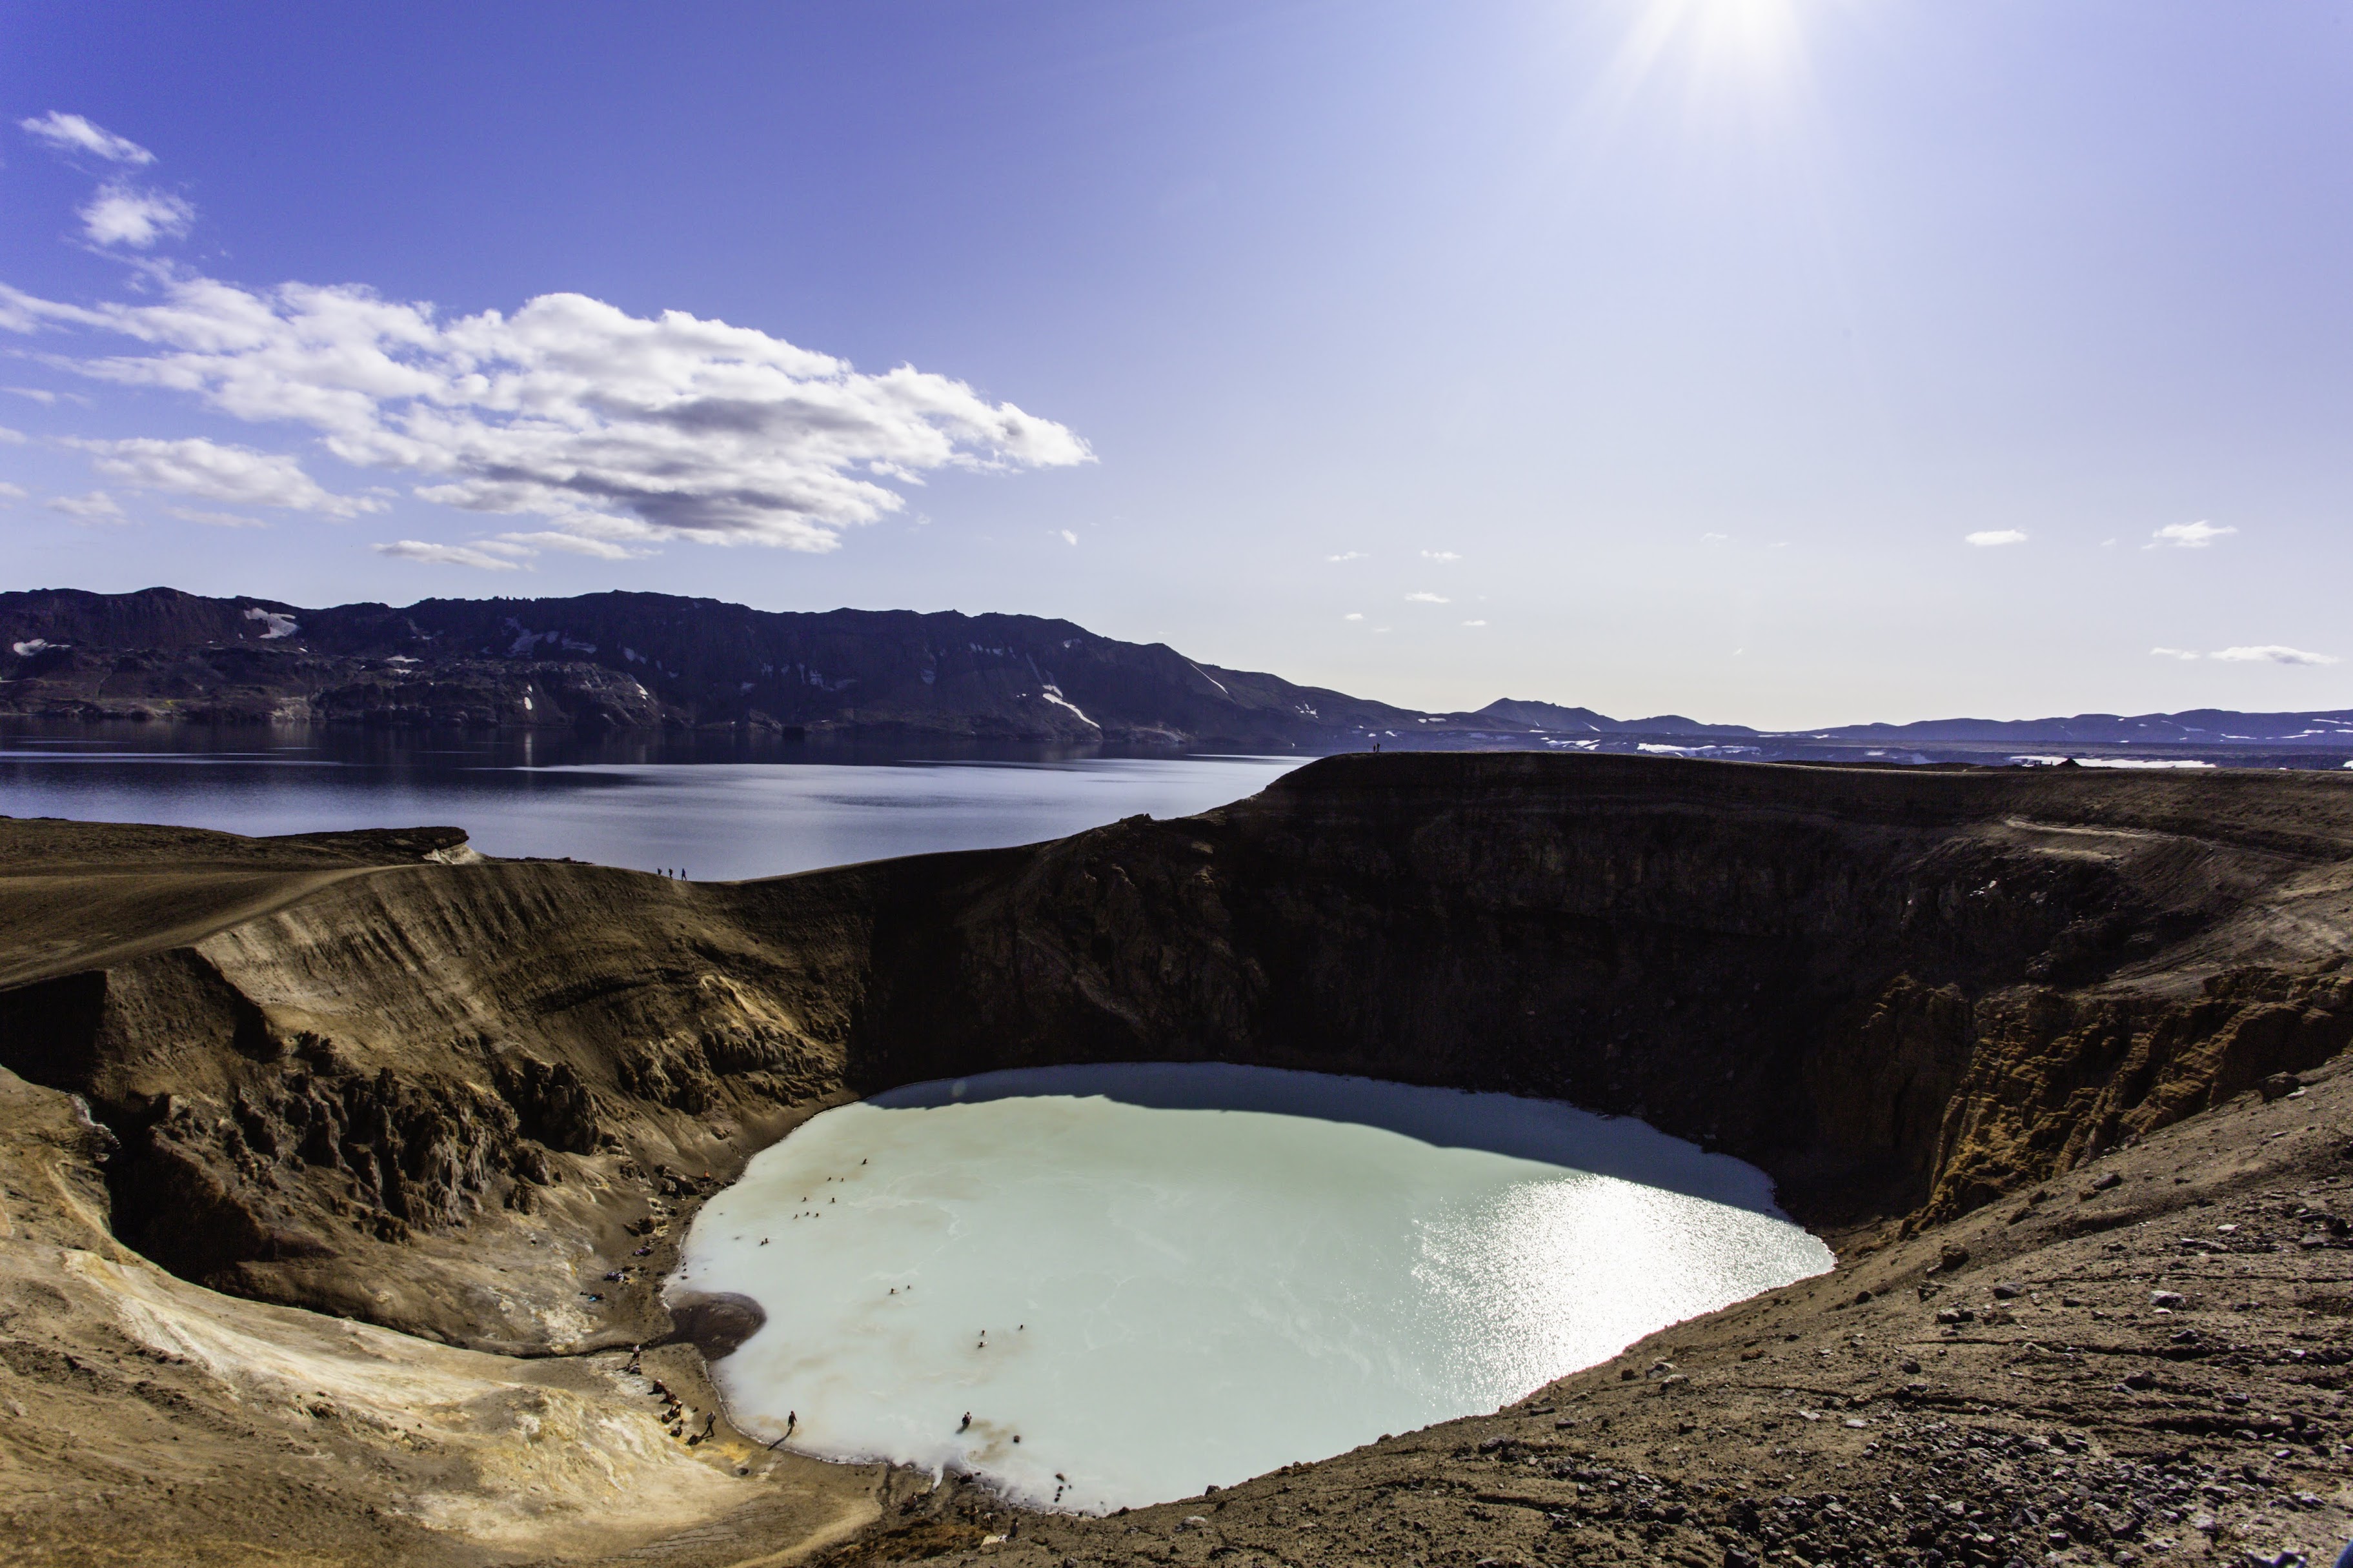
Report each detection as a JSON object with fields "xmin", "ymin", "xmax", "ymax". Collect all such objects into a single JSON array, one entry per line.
[{"xmin": 1599, "ymin": 0, "xmax": 1809, "ymax": 116}]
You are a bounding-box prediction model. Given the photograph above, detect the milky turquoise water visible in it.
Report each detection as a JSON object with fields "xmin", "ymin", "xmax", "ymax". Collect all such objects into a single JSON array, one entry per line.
[{"xmin": 670, "ymin": 1063, "xmax": 1832, "ymax": 1513}]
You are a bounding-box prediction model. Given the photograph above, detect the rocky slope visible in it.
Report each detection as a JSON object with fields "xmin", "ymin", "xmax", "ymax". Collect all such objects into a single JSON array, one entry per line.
[{"xmin": 0, "ymin": 754, "xmax": 2348, "ymax": 1565}]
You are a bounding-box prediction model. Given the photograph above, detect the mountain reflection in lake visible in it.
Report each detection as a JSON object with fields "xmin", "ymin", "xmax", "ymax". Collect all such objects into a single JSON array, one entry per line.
[{"xmin": 672, "ymin": 1063, "xmax": 1833, "ymax": 1512}]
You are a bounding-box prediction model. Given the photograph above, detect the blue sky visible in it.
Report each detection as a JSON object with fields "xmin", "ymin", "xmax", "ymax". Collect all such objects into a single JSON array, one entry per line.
[{"xmin": 2, "ymin": 1, "xmax": 2349, "ymax": 725}]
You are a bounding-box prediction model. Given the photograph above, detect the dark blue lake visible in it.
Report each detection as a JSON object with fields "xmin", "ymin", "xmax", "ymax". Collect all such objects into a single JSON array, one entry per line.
[{"xmin": 0, "ymin": 724, "xmax": 1302, "ymax": 880}]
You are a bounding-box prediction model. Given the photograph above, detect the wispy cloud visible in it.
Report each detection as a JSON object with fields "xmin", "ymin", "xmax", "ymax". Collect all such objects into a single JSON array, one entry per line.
[
  {"xmin": 1343, "ymin": 612, "xmax": 1364, "ymax": 621},
  {"xmin": 48, "ymin": 490, "xmax": 126, "ymax": 524},
  {"xmin": 1326, "ymin": 550, "xmax": 1367, "ymax": 562},
  {"xmin": 1404, "ymin": 591, "xmax": 1449, "ymax": 603},
  {"xmin": 77, "ymin": 184, "xmax": 194, "ymax": 248},
  {"xmin": 1420, "ymin": 549, "xmax": 1460, "ymax": 562},
  {"xmin": 374, "ymin": 539, "xmax": 525, "ymax": 570},
  {"xmin": 493, "ymin": 530, "xmax": 640, "ymax": 560},
  {"xmin": 1058, "ymin": 528, "xmax": 1077, "ymax": 545},
  {"xmin": 0, "ymin": 481, "xmax": 26, "ymax": 501},
  {"xmin": 1461, "ymin": 619, "xmax": 1488, "ymax": 627},
  {"xmin": 71, "ymin": 436, "xmax": 379, "ymax": 517},
  {"xmin": 1964, "ymin": 529, "xmax": 2028, "ymax": 547},
  {"xmin": 2210, "ymin": 645, "xmax": 2336, "ymax": 666},
  {"xmin": 1700, "ymin": 532, "xmax": 1729, "ymax": 543},
  {"xmin": 2148, "ymin": 519, "xmax": 2236, "ymax": 550},
  {"xmin": 4, "ymin": 274, "xmax": 1091, "ymax": 557},
  {"xmin": 2149, "ymin": 647, "xmax": 2200, "ymax": 661},
  {"xmin": 168, "ymin": 507, "xmax": 268, "ymax": 529},
  {"xmin": 0, "ymin": 425, "xmax": 22, "ymax": 443},
  {"xmin": 19, "ymin": 112, "xmax": 155, "ymax": 165}
]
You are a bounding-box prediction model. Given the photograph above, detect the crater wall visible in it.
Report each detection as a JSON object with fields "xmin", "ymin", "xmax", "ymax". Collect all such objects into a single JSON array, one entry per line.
[{"xmin": 3, "ymin": 754, "xmax": 2350, "ymax": 1349}]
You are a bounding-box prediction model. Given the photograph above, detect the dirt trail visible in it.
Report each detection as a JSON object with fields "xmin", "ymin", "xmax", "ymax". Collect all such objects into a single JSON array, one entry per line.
[{"xmin": 0, "ymin": 866, "xmax": 399, "ymax": 990}]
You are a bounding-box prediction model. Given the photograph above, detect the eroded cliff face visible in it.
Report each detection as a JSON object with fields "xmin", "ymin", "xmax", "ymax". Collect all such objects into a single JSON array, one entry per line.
[{"xmin": 2, "ymin": 754, "xmax": 2349, "ymax": 1351}]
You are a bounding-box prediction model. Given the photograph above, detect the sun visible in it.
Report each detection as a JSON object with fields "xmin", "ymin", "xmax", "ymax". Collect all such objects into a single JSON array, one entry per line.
[{"xmin": 1601, "ymin": 0, "xmax": 1810, "ymax": 110}]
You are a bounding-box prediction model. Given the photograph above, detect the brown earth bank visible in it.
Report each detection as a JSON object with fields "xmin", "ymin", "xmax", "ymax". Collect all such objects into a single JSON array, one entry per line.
[{"xmin": 0, "ymin": 752, "xmax": 2347, "ymax": 1567}]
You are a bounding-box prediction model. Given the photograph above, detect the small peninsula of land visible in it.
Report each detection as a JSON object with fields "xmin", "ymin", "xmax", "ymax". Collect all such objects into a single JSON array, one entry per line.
[{"xmin": 0, "ymin": 753, "xmax": 2348, "ymax": 1565}]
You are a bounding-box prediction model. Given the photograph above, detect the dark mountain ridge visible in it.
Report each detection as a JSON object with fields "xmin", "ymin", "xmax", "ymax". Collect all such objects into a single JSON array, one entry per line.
[
  {"xmin": 0, "ymin": 585, "xmax": 1421, "ymax": 749},
  {"xmin": 4, "ymin": 585, "xmax": 2350, "ymax": 763}
]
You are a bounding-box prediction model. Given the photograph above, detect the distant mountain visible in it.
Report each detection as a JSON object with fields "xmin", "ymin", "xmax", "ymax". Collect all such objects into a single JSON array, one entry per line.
[
  {"xmin": 1474, "ymin": 699, "xmax": 1762, "ymax": 738},
  {"xmin": 1472, "ymin": 699, "xmax": 1618, "ymax": 732},
  {"xmin": 1475, "ymin": 696, "xmax": 2353, "ymax": 749},
  {"xmin": 0, "ymin": 587, "xmax": 1430, "ymax": 749},
  {"xmin": 3, "ymin": 587, "xmax": 2348, "ymax": 765},
  {"xmin": 1797, "ymin": 710, "xmax": 2353, "ymax": 746}
]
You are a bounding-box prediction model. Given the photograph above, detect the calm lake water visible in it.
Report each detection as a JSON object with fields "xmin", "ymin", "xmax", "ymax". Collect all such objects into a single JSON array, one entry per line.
[
  {"xmin": 0, "ymin": 724, "xmax": 1301, "ymax": 879},
  {"xmin": 673, "ymin": 1064, "xmax": 1832, "ymax": 1512}
]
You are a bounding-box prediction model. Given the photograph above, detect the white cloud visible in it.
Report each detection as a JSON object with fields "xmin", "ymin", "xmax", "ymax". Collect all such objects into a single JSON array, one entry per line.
[
  {"xmin": 48, "ymin": 490, "xmax": 125, "ymax": 524},
  {"xmin": 1700, "ymin": 532, "xmax": 1729, "ymax": 542},
  {"xmin": 1964, "ymin": 529, "xmax": 2028, "ymax": 547},
  {"xmin": 2149, "ymin": 647, "xmax": 2199, "ymax": 661},
  {"xmin": 78, "ymin": 183, "xmax": 194, "ymax": 248},
  {"xmin": 1420, "ymin": 549, "xmax": 1460, "ymax": 562},
  {"xmin": 72, "ymin": 436, "xmax": 378, "ymax": 517},
  {"xmin": 1343, "ymin": 612, "xmax": 1364, "ymax": 621},
  {"xmin": 1058, "ymin": 528, "xmax": 1077, "ymax": 545},
  {"xmin": 2, "ymin": 274, "xmax": 1090, "ymax": 556},
  {"xmin": 1405, "ymin": 591, "xmax": 1449, "ymax": 603},
  {"xmin": 168, "ymin": 507, "xmax": 267, "ymax": 528},
  {"xmin": 19, "ymin": 112, "xmax": 155, "ymax": 165},
  {"xmin": 375, "ymin": 539, "xmax": 523, "ymax": 570},
  {"xmin": 0, "ymin": 481, "xmax": 26, "ymax": 501},
  {"xmin": 2210, "ymin": 645, "xmax": 2337, "ymax": 666},
  {"xmin": 0, "ymin": 425, "xmax": 22, "ymax": 443},
  {"xmin": 1461, "ymin": 619, "xmax": 1488, "ymax": 627},
  {"xmin": 1326, "ymin": 550, "xmax": 1366, "ymax": 562},
  {"xmin": 2148, "ymin": 519, "xmax": 2235, "ymax": 549}
]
